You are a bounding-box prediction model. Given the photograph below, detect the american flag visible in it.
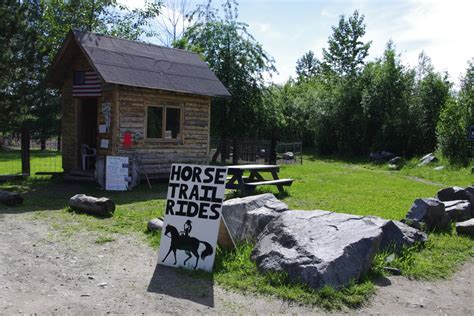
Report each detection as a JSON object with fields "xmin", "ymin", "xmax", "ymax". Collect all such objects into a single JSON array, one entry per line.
[{"xmin": 73, "ymin": 71, "xmax": 102, "ymax": 97}]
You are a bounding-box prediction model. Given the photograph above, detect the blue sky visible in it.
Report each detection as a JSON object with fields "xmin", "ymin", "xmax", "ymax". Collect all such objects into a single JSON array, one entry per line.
[{"xmin": 123, "ymin": 0, "xmax": 474, "ymax": 85}]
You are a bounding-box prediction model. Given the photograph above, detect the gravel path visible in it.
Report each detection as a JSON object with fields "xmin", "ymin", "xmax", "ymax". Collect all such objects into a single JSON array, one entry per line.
[{"xmin": 0, "ymin": 211, "xmax": 472, "ymax": 315}]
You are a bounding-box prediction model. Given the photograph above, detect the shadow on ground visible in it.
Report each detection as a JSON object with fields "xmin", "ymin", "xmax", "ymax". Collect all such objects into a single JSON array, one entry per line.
[
  {"xmin": 147, "ymin": 264, "xmax": 215, "ymax": 307},
  {"xmin": 0, "ymin": 178, "xmax": 168, "ymax": 214}
]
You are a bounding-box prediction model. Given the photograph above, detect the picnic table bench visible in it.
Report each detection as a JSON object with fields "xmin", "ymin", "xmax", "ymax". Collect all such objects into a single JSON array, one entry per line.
[{"xmin": 225, "ymin": 164, "xmax": 294, "ymax": 193}]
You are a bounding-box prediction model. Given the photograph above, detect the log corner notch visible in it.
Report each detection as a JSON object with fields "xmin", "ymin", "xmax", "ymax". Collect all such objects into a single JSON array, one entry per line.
[
  {"xmin": 68, "ymin": 194, "xmax": 115, "ymax": 216},
  {"xmin": 0, "ymin": 190, "xmax": 24, "ymax": 206}
]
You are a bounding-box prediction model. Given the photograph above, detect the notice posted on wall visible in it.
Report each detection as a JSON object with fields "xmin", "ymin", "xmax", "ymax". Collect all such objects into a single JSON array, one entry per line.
[
  {"xmin": 106, "ymin": 156, "xmax": 129, "ymax": 191},
  {"xmin": 158, "ymin": 164, "xmax": 228, "ymax": 271}
]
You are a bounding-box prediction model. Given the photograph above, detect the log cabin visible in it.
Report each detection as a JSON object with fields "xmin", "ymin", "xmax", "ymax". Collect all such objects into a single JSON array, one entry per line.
[{"xmin": 47, "ymin": 30, "xmax": 230, "ymax": 182}]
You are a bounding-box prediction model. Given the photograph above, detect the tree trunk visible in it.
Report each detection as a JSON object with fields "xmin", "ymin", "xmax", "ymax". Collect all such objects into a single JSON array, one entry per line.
[
  {"xmin": 69, "ymin": 194, "xmax": 115, "ymax": 216},
  {"xmin": 220, "ymin": 137, "xmax": 227, "ymax": 163},
  {"xmin": 0, "ymin": 190, "xmax": 23, "ymax": 206},
  {"xmin": 20, "ymin": 125, "xmax": 30, "ymax": 176},
  {"xmin": 40, "ymin": 138, "xmax": 46, "ymax": 151},
  {"xmin": 269, "ymin": 129, "xmax": 277, "ymax": 165},
  {"xmin": 232, "ymin": 138, "xmax": 239, "ymax": 164}
]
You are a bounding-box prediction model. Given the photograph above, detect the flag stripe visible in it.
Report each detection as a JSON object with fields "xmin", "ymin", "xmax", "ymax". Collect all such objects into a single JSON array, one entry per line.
[{"xmin": 73, "ymin": 70, "xmax": 102, "ymax": 97}]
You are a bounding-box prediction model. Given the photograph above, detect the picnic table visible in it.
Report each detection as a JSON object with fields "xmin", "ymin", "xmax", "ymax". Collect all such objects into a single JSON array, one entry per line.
[{"xmin": 225, "ymin": 164, "xmax": 294, "ymax": 194}]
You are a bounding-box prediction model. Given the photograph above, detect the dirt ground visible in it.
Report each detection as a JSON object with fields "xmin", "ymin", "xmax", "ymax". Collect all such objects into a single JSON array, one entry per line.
[{"xmin": 1, "ymin": 211, "xmax": 473, "ymax": 315}]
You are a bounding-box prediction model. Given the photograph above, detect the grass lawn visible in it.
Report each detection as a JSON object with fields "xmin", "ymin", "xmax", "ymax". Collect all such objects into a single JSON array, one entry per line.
[
  {"xmin": 0, "ymin": 148, "xmax": 62, "ymax": 175},
  {"xmin": 1, "ymin": 153, "xmax": 473, "ymax": 310}
]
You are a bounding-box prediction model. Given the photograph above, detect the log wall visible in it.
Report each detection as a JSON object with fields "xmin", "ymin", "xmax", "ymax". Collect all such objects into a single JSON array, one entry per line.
[{"xmin": 117, "ymin": 85, "xmax": 211, "ymax": 178}]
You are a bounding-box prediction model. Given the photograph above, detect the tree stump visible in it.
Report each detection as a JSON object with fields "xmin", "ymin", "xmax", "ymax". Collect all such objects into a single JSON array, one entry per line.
[
  {"xmin": 68, "ymin": 194, "xmax": 115, "ymax": 216},
  {"xmin": 0, "ymin": 190, "xmax": 23, "ymax": 206}
]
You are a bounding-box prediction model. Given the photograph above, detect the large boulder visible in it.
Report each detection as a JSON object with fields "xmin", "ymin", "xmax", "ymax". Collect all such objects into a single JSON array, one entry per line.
[
  {"xmin": 437, "ymin": 187, "xmax": 471, "ymax": 202},
  {"xmin": 251, "ymin": 210, "xmax": 384, "ymax": 290},
  {"xmin": 367, "ymin": 216, "xmax": 427, "ymax": 251},
  {"xmin": 406, "ymin": 198, "xmax": 448, "ymax": 230},
  {"xmin": 418, "ymin": 153, "xmax": 438, "ymax": 166},
  {"xmin": 222, "ymin": 193, "xmax": 288, "ymax": 243},
  {"xmin": 456, "ymin": 219, "xmax": 474, "ymax": 237},
  {"xmin": 442, "ymin": 200, "xmax": 472, "ymax": 221}
]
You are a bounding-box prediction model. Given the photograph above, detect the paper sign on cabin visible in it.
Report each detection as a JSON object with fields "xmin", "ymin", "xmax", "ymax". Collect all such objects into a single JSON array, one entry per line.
[{"xmin": 158, "ymin": 164, "xmax": 228, "ymax": 271}]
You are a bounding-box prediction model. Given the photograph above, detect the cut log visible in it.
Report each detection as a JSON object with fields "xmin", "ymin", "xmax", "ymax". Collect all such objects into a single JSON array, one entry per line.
[
  {"xmin": 68, "ymin": 194, "xmax": 115, "ymax": 216},
  {"xmin": 0, "ymin": 190, "xmax": 23, "ymax": 206}
]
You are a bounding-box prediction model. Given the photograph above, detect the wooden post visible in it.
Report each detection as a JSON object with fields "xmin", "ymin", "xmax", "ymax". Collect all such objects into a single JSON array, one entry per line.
[
  {"xmin": 20, "ymin": 125, "xmax": 30, "ymax": 176},
  {"xmin": 57, "ymin": 136, "xmax": 61, "ymax": 152}
]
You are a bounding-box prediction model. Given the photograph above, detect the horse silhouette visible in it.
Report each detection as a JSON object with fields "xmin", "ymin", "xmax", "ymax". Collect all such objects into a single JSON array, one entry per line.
[{"xmin": 161, "ymin": 224, "xmax": 214, "ymax": 269}]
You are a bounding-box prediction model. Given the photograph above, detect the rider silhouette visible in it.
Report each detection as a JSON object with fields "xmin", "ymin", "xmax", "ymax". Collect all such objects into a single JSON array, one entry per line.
[{"xmin": 182, "ymin": 220, "xmax": 192, "ymax": 237}]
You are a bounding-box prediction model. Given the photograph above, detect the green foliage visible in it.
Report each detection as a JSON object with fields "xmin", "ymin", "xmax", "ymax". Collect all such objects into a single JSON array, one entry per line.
[
  {"xmin": 179, "ymin": 0, "xmax": 275, "ymax": 142},
  {"xmin": 295, "ymin": 50, "xmax": 321, "ymax": 80},
  {"xmin": 374, "ymin": 228, "xmax": 474, "ymax": 280},
  {"xmin": 361, "ymin": 41, "xmax": 414, "ymax": 154},
  {"xmin": 0, "ymin": 0, "xmax": 161, "ymax": 139},
  {"xmin": 322, "ymin": 10, "xmax": 371, "ymax": 78},
  {"xmin": 437, "ymin": 97, "xmax": 471, "ymax": 164}
]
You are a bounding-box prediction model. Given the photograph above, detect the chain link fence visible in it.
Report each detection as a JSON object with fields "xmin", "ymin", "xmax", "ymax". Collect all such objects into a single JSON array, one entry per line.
[{"xmin": 0, "ymin": 133, "xmax": 62, "ymax": 178}]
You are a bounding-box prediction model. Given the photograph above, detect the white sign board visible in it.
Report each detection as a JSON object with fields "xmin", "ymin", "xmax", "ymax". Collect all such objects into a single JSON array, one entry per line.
[
  {"xmin": 106, "ymin": 156, "xmax": 129, "ymax": 191},
  {"xmin": 158, "ymin": 164, "xmax": 228, "ymax": 271}
]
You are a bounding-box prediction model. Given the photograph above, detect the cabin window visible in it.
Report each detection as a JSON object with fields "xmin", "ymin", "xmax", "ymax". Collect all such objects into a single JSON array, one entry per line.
[{"xmin": 146, "ymin": 106, "xmax": 182, "ymax": 140}]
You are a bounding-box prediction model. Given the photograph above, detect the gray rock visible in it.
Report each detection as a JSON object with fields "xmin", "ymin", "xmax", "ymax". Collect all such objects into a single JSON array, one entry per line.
[
  {"xmin": 456, "ymin": 219, "xmax": 474, "ymax": 237},
  {"xmin": 388, "ymin": 156, "xmax": 402, "ymax": 165},
  {"xmin": 251, "ymin": 210, "xmax": 384, "ymax": 290},
  {"xmin": 147, "ymin": 218, "xmax": 164, "ymax": 232},
  {"xmin": 381, "ymin": 151, "xmax": 395, "ymax": 160},
  {"xmin": 370, "ymin": 151, "xmax": 395, "ymax": 163},
  {"xmin": 442, "ymin": 200, "xmax": 472, "ymax": 221},
  {"xmin": 406, "ymin": 198, "xmax": 448, "ymax": 230},
  {"xmin": 367, "ymin": 217, "xmax": 427, "ymax": 251},
  {"xmin": 388, "ymin": 164, "xmax": 400, "ymax": 170},
  {"xmin": 282, "ymin": 152, "xmax": 294, "ymax": 160},
  {"xmin": 433, "ymin": 166, "xmax": 445, "ymax": 171},
  {"xmin": 465, "ymin": 186, "xmax": 474, "ymax": 210},
  {"xmin": 418, "ymin": 153, "xmax": 438, "ymax": 166},
  {"xmin": 437, "ymin": 187, "xmax": 471, "ymax": 202},
  {"xmin": 222, "ymin": 193, "xmax": 288, "ymax": 243}
]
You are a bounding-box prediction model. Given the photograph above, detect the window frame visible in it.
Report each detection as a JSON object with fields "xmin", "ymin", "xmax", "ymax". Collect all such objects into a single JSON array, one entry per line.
[{"xmin": 145, "ymin": 105, "xmax": 183, "ymax": 142}]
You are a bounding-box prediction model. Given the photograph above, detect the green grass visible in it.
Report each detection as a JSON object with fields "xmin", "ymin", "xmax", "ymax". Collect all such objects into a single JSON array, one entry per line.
[
  {"xmin": 1, "ymin": 152, "xmax": 473, "ymax": 310},
  {"xmin": 0, "ymin": 148, "xmax": 62, "ymax": 175}
]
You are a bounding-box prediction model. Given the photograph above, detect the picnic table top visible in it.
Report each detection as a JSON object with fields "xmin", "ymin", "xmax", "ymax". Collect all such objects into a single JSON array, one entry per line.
[{"xmin": 227, "ymin": 164, "xmax": 279, "ymax": 171}]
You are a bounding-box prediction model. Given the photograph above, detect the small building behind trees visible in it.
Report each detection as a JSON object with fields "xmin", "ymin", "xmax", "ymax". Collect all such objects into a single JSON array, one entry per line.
[{"xmin": 47, "ymin": 30, "xmax": 229, "ymax": 180}]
